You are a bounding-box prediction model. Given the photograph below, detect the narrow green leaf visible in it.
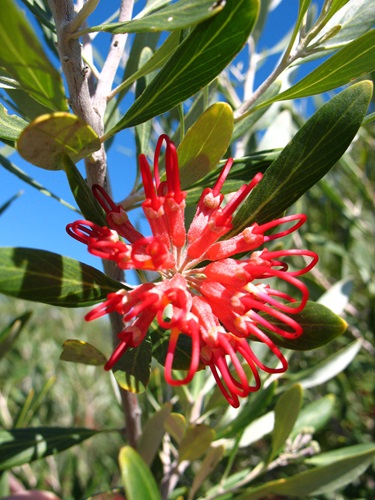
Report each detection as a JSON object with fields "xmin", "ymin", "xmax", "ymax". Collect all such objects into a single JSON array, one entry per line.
[
  {"xmin": 0, "ymin": 311, "xmax": 32, "ymax": 360},
  {"xmin": 0, "ymin": 0, "xmax": 67, "ymax": 111},
  {"xmin": 231, "ymin": 81, "xmax": 373, "ymax": 234},
  {"xmin": 318, "ymin": 278, "xmax": 353, "ymax": 315},
  {"xmin": 237, "ymin": 444, "xmax": 375, "ymax": 498},
  {"xmin": 287, "ymin": 340, "xmax": 361, "ymax": 389},
  {"xmin": 269, "ymin": 384, "xmax": 303, "ymax": 462},
  {"xmin": 178, "ymin": 424, "xmax": 215, "ymax": 462},
  {"xmin": 90, "ymin": 0, "xmax": 225, "ymax": 34},
  {"xmin": 112, "ymin": 339, "xmax": 152, "ymax": 394},
  {"xmin": 259, "ymin": 302, "xmax": 348, "ymax": 351},
  {"xmin": 0, "ymin": 154, "xmax": 80, "ymax": 214},
  {"xmin": 119, "ymin": 446, "xmax": 162, "ymax": 500},
  {"xmin": 105, "ymin": 0, "xmax": 259, "ymax": 136},
  {"xmin": 0, "ymin": 190, "xmax": 23, "ymax": 216},
  {"xmin": 137, "ymin": 403, "xmax": 172, "ymax": 466},
  {"xmin": 60, "ymin": 339, "xmax": 107, "ymax": 366},
  {"xmin": 177, "ymin": 102, "xmax": 234, "ymax": 188},
  {"xmin": 0, "ymin": 427, "xmax": 101, "ymax": 471},
  {"xmin": 62, "ymin": 155, "xmax": 107, "ymax": 227},
  {"xmin": 256, "ymin": 30, "xmax": 375, "ymax": 109},
  {"xmin": 0, "ymin": 104, "xmax": 28, "ymax": 142},
  {"xmin": 305, "ymin": 443, "xmax": 375, "ymax": 466},
  {"xmin": 17, "ymin": 113, "xmax": 101, "ymax": 171},
  {"xmin": 0, "ymin": 247, "xmax": 122, "ymax": 307}
]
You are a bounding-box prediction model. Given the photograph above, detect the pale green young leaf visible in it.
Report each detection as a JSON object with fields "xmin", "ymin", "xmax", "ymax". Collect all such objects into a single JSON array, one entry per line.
[
  {"xmin": 0, "ymin": 0, "xmax": 67, "ymax": 111},
  {"xmin": 178, "ymin": 102, "xmax": 234, "ymax": 188},
  {"xmin": 60, "ymin": 339, "xmax": 107, "ymax": 366},
  {"xmin": 119, "ymin": 446, "xmax": 162, "ymax": 500},
  {"xmin": 17, "ymin": 113, "xmax": 101, "ymax": 170}
]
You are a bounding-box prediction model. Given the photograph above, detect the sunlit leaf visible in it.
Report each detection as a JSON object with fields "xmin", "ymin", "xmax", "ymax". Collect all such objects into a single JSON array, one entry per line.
[
  {"xmin": 119, "ymin": 446, "xmax": 162, "ymax": 500},
  {"xmin": 0, "ymin": 427, "xmax": 102, "ymax": 471},
  {"xmin": 0, "ymin": 247, "xmax": 122, "ymax": 307},
  {"xmin": 305, "ymin": 443, "xmax": 375, "ymax": 466},
  {"xmin": 231, "ymin": 81, "xmax": 372, "ymax": 235},
  {"xmin": 112, "ymin": 339, "xmax": 152, "ymax": 394},
  {"xmin": 60, "ymin": 339, "xmax": 107, "ymax": 366},
  {"xmin": 253, "ymin": 30, "xmax": 375, "ymax": 110},
  {"xmin": 0, "ymin": 103, "xmax": 28, "ymax": 142},
  {"xmin": 287, "ymin": 340, "xmax": 361, "ymax": 389},
  {"xmin": 89, "ymin": 0, "xmax": 225, "ymax": 34},
  {"xmin": 177, "ymin": 102, "xmax": 234, "ymax": 188},
  {"xmin": 105, "ymin": 0, "xmax": 259, "ymax": 135},
  {"xmin": 17, "ymin": 113, "xmax": 101, "ymax": 170},
  {"xmin": 0, "ymin": 0, "xmax": 67, "ymax": 111},
  {"xmin": 317, "ymin": 278, "xmax": 353, "ymax": 315},
  {"xmin": 292, "ymin": 394, "xmax": 336, "ymax": 437},
  {"xmin": 237, "ymin": 443, "xmax": 375, "ymax": 499},
  {"xmin": 259, "ymin": 302, "xmax": 348, "ymax": 351}
]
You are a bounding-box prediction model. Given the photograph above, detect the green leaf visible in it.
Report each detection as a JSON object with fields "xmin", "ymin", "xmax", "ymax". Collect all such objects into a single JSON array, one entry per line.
[
  {"xmin": 259, "ymin": 302, "xmax": 348, "ymax": 351},
  {"xmin": 0, "ymin": 104, "xmax": 28, "ymax": 142},
  {"xmin": 287, "ymin": 340, "xmax": 361, "ymax": 389},
  {"xmin": 256, "ymin": 30, "xmax": 375, "ymax": 109},
  {"xmin": 119, "ymin": 446, "xmax": 162, "ymax": 500},
  {"xmin": 17, "ymin": 113, "xmax": 101, "ymax": 170},
  {"xmin": 231, "ymin": 81, "xmax": 373, "ymax": 234},
  {"xmin": 105, "ymin": 0, "xmax": 259, "ymax": 136},
  {"xmin": 0, "ymin": 247, "xmax": 122, "ymax": 307},
  {"xmin": 269, "ymin": 384, "xmax": 303, "ymax": 462},
  {"xmin": 0, "ymin": 0, "xmax": 67, "ymax": 111},
  {"xmin": 0, "ymin": 153, "xmax": 80, "ymax": 214},
  {"xmin": 60, "ymin": 339, "xmax": 107, "ymax": 366},
  {"xmin": 178, "ymin": 424, "xmax": 215, "ymax": 462},
  {"xmin": 305, "ymin": 443, "xmax": 375, "ymax": 466},
  {"xmin": 62, "ymin": 155, "xmax": 107, "ymax": 227},
  {"xmin": 0, "ymin": 427, "xmax": 101, "ymax": 471},
  {"xmin": 112, "ymin": 339, "xmax": 152, "ymax": 394},
  {"xmin": 0, "ymin": 311, "xmax": 32, "ymax": 360},
  {"xmin": 237, "ymin": 443, "xmax": 375, "ymax": 499},
  {"xmin": 89, "ymin": 0, "xmax": 225, "ymax": 34},
  {"xmin": 292, "ymin": 394, "xmax": 336, "ymax": 437},
  {"xmin": 0, "ymin": 190, "xmax": 23, "ymax": 216},
  {"xmin": 317, "ymin": 277, "xmax": 353, "ymax": 315},
  {"xmin": 137, "ymin": 403, "xmax": 172, "ymax": 466},
  {"xmin": 177, "ymin": 102, "xmax": 234, "ymax": 188}
]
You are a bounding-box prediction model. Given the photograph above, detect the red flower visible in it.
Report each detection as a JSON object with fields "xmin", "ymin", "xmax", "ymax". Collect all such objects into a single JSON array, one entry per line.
[{"xmin": 67, "ymin": 135, "xmax": 318, "ymax": 407}]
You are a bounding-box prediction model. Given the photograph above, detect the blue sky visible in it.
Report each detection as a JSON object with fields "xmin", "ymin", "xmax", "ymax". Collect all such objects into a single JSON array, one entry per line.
[{"xmin": 0, "ymin": 0, "xmax": 324, "ymax": 272}]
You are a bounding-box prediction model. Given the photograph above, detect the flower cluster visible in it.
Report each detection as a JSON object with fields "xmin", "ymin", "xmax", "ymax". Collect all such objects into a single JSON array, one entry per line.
[{"xmin": 67, "ymin": 135, "xmax": 318, "ymax": 407}]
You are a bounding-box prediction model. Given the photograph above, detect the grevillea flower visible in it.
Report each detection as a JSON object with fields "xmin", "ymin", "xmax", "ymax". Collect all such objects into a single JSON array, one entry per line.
[{"xmin": 67, "ymin": 135, "xmax": 318, "ymax": 408}]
